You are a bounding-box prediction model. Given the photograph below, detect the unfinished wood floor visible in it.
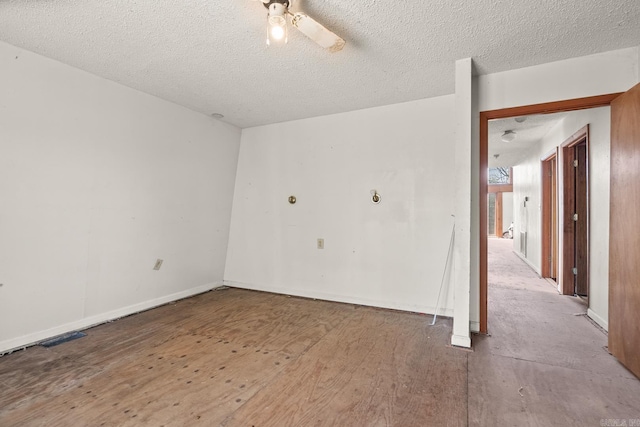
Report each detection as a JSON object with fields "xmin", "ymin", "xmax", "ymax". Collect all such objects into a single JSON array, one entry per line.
[{"xmin": 0, "ymin": 289, "xmax": 467, "ymax": 426}]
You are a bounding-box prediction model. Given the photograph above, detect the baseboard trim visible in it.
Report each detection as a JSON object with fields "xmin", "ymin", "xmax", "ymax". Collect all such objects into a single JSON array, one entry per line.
[
  {"xmin": 587, "ymin": 308, "xmax": 608, "ymax": 332},
  {"xmin": 223, "ymin": 280, "xmax": 454, "ymax": 318},
  {"xmin": 0, "ymin": 282, "xmax": 222, "ymax": 355},
  {"xmin": 451, "ymin": 334, "xmax": 472, "ymax": 348},
  {"xmin": 470, "ymin": 320, "xmax": 480, "ymax": 333},
  {"xmin": 513, "ymin": 250, "xmax": 541, "ymax": 276}
]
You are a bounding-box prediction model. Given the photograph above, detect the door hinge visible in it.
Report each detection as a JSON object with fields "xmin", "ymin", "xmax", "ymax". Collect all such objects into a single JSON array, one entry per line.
[
  {"xmin": 573, "ymin": 267, "xmax": 578, "ymax": 275},
  {"xmin": 573, "ymin": 213, "xmax": 578, "ymax": 221},
  {"xmin": 573, "ymin": 159, "xmax": 578, "ymax": 167}
]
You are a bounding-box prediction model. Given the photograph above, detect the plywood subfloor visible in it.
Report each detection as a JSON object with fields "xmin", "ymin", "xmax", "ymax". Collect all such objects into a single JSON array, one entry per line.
[
  {"xmin": 5, "ymin": 240, "xmax": 637, "ymax": 426},
  {"xmin": 0, "ymin": 289, "xmax": 467, "ymax": 426}
]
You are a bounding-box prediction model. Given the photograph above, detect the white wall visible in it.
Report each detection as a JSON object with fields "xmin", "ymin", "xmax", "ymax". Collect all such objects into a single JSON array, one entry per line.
[
  {"xmin": 513, "ymin": 148, "xmax": 545, "ymax": 271},
  {"xmin": 225, "ymin": 95, "xmax": 456, "ymax": 316},
  {"xmin": 502, "ymin": 192, "xmax": 514, "ymax": 237},
  {"xmin": 452, "ymin": 58, "xmax": 473, "ymax": 347},
  {"xmin": 470, "ymin": 46, "xmax": 640, "ymax": 328},
  {"xmin": 3, "ymin": 42, "xmax": 636, "ymax": 353},
  {"xmin": 513, "ymin": 107, "xmax": 611, "ymax": 330},
  {"xmin": 0, "ymin": 41, "xmax": 241, "ymax": 353}
]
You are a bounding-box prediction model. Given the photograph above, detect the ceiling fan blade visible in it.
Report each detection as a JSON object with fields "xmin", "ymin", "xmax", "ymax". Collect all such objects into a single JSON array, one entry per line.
[{"xmin": 291, "ymin": 13, "xmax": 345, "ymax": 52}]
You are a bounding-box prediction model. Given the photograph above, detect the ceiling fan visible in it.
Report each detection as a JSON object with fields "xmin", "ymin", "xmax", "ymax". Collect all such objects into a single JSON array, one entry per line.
[{"xmin": 253, "ymin": 0, "xmax": 345, "ymax": 52}]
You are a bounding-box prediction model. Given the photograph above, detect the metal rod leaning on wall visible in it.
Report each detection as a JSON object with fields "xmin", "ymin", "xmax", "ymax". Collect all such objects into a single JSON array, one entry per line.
[{"xmin": 430, "ymin": 215, "xmax": 455, "ymax": 326}]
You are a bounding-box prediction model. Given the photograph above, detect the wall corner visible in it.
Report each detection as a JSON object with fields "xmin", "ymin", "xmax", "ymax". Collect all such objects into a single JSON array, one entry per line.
[{"xmin": 452, "ymin": 57, "xmax": 474, "ymax": 348}]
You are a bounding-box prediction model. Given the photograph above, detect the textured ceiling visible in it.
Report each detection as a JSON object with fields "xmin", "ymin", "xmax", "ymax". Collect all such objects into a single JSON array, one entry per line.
[
  {"xmin": 488, "ymin": 113, "xmax": 567, "ymax": 168},
  {"xmin": 0, "ymin": 0, "xmax": 638, "ymax": 128}
]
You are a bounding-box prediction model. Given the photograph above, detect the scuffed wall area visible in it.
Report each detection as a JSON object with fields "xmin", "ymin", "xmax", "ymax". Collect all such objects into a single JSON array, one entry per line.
[{"xmin": 225, "ymin": 96, "xmax": 456, "ymax": 315}]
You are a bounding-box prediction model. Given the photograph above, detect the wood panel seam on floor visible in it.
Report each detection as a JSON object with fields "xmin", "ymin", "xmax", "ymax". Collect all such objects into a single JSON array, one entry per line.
[{"xmin": 486, "ymin": 351, "xmax": 635, "ymax": 380}]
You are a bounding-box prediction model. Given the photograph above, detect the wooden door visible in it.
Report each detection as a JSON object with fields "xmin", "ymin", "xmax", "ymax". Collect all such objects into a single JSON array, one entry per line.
[
  {"xmin": 575, "ymin": 143, "xmax": 588, "ymax": 297},
  {"xmin": 561, "ymin": 126, "xmax": 589, "ymax": 296},
  {"xmin": 562, "ymin": 144, "xmax": 577, "ymax": 295},
  {"xmin": 550, "ymin": 157, "xmax": 558, "ymax": 280},
  {"xmin": 542, "ymin": 154, "xmax": 559, "ymax": 281},
  {"xmin": 609, "ymin": 83, "xmax": 640, "ymax": 378}
]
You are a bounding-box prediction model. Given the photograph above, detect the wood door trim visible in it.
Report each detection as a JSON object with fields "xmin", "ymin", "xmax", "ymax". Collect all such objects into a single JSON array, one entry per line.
[
  {"xmin": 560, "ymin": 125, "xmax": 589, "ymax": 295},
  {"xmin": 541, "ymin": 148, "xmax": 557, "ymax": 162},
  {"xmin": 488, "ymin": 184, "xmax": 513, "ymax": 193},
  {"xmin": 562, "ymin": 145, "xmax": 577, "ymax": 294},
  {"xmin": 541, "ymin": 153, "xmax": 557, "ymax": 279},
  {"xmin": 575, "ymin": 143, "xmax": 589, "ymax": 297},
  {"xmin": 480, "ymin": 93, "xmax": 621, "ymax": 120},
  {"xmin": 561, "ymin": 125, "xmax": 589, "ymax": 148},
  {"xmin": 479, "ymin": 93, "xmax": 621, "ymax": 334},
  {"xmin": 495, "ymin": 192, "xmax": 503, "ymax": 238}
]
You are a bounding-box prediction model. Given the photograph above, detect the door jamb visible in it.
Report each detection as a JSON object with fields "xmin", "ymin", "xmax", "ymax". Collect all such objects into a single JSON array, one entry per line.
[
  {"xmin": 479, "ymin": 93, "xmax": 621, "ymax": 334},
  {"xmin": 560, "ymin": 125, "xmax": 590, "ymax": 295},
  {"xmin": 541, "ymin": 148, "xmax": 558, "ymax": 281}
]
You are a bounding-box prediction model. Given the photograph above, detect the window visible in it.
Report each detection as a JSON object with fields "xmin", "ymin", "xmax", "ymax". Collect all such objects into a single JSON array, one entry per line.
[
  {"xmin": 488, "ymin": 167, "xmax": 511, "ymax": 184},
  {"xmin": 488, "ymin": 193, "xmax": 496, "ymax": 235}
]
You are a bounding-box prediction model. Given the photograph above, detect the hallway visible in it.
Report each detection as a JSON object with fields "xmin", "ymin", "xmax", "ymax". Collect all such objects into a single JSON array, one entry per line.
[{"xmin": 469, "ymin": 238, "xmax": 640, "ymax": 425}]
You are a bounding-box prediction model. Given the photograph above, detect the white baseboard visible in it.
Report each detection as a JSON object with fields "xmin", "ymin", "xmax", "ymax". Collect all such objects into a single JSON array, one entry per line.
[
  {"xmin": 513, "ymin": 251, "xmax": 541, "ymax": 276},
  {"xmin": 451, "ymin": 334, "xmax": 471, "ymax": 348},
  {"xmin": 223, "ymin": 280, "xmax": 454, "ymax": 318},
  {"xmin": 470, "ymin": 320, "xmax": 480, "ymax": 333},
  {"xmin": 0, "ymin": 282, "xmax": 221, "ymax": 355},
  {"xmin": 587, "ymin": 308, "xmax": 608, "ymax": 332}
]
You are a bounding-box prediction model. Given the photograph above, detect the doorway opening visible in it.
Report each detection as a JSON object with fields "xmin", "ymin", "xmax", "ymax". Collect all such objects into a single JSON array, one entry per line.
[
  {"xmin": 488, "ymin": 167, "xmax": 513, "ymax": 239},
  {"xmin": 479, "ymin": 93, "xmax": 620, "ymax": 334},
  {"xmin": 560, "ymin": 126, "xmax": 590, "ymax": 298},
  {"xmin": 541, "ymin": 151, "xmax": 558, "ymax": 282}
]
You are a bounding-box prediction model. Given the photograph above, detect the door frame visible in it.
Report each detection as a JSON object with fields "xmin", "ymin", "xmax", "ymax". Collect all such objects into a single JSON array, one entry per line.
[
  {"xmin": 479, "ymin": 93, "xmax": 621, "ymax": 334},
  {"xmin": 541, "ymin": 149, "xmax": 558, "ymax": 281},
  {"xmin": 560, "ymin": 125, "xmax": 590, "ymax": 296}
]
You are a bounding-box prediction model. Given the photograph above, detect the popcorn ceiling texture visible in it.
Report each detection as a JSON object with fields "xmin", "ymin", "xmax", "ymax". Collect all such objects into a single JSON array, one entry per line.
[
  {"xmin": 0, "ymin": 0, "xmax": 638, "ymax": 128},
  {"xmin": 488, "ymin": 112, "xmax": 567, "ymax": 168}
]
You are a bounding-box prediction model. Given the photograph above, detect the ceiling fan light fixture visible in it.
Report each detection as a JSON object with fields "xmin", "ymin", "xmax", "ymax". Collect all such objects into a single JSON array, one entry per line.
[
  {"xmin": 256, "ymin": 0, "xmax": 344, "ymax": 51},
  {"xmin": 291, "ymin": 13, "xmax": 345, "ymax": 52},
  {"xmin": 501, "ymin": 130, "xmax": 517, "ymax": 143},
  {"xmin": 266, "ymin": 2, "xmax": 288, "ymax": 46}
]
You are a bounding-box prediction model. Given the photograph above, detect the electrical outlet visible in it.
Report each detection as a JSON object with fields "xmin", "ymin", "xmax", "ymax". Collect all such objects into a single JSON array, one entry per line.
[
  {"xmin": 317, "ymin": 238, "xmax": 324, "ymax": 249},
  {"xmin": 153, "ymin": 259, "xmax": 163, "ymax": 270}
]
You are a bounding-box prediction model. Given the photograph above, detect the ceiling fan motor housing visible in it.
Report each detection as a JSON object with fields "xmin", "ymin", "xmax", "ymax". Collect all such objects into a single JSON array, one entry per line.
[{"xmin": 263, "ymin": 0, "xmax": 290, "ymax": 10}]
